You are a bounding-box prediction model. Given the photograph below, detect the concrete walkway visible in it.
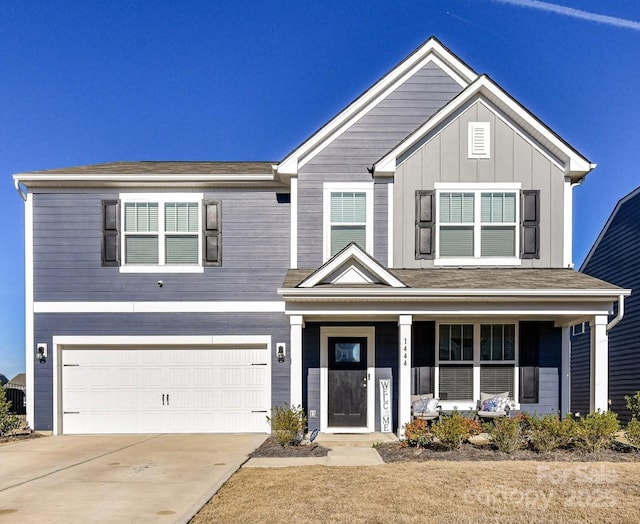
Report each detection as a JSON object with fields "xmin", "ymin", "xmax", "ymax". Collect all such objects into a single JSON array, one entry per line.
[
  {"xmin": 244, "ymin": 445, "xmax": 384, "ymax": 467},
  {"xmin": 0, "ymin": 433, "xmax": 266, "ymax": 524},
  {"xmin": 244, "ymin": 432, "xmax": 396, "ymax": 468}
]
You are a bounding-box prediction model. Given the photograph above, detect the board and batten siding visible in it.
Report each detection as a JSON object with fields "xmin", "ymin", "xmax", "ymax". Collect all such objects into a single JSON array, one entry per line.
[
  {"xmin": 33, "ymin": 312, "xmax": 290, "ymax": 431},
  {"xmin": 297, "ymin": 61, "xmax": 463, "ymax": 268},
  {"xmin": 574, "ymin": 190, "xmax": 640, "ymax": 422},
  {"xmin": 32, "ymin": 189, "xmax": 290, "ymax": 302},
  {"xmin": 393, "ymin": 100, "xmax": 565, "ymax": 268}
]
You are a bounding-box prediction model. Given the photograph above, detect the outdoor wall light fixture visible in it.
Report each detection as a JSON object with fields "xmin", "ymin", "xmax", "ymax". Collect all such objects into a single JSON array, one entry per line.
[
  {"xmin": 36, "ymin": 343, "xmax": 47, "ymax": 364},
  {"xmin": 276, "ymin": 343, "xmax": 286, "ymax": 363},
  {"xmin": 157, "ymin": 280, "xmax": 164, "ymax": 288}
]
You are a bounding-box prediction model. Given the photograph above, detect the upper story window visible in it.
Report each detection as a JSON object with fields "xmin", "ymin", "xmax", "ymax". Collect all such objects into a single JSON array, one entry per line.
[
  {"xmin": 439, "ymin": 190, "xmax": 517, "ymax": 258},
  {"xmin": 323, "ymin": 183, "xmax": 373, "ymax": 260},
  {"xmin": 416, "ymin": 184, "xmax": 539, "ymax": 265},
  {"xmin": 101, "ymin": 193, "xmax": 221, "ymax": 273},
  {"xmin": 124, "ymin": 201, "xmax": 199, "ymax": 265}
]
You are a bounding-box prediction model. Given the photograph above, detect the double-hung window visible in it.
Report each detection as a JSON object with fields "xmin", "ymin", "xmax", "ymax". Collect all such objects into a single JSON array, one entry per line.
[
  {"xmin": 323, "ymin": 183, "xmax": 373, "ymax": 260},
  {"xmin": 120, "ymin": 193, "xmax": 203, "ymax": 272},
  {"xmin": 438, "ymin": 324, "xmax": 474, "ymax": 401},
  {"xmin": 480, "ymin": 324, "xmax": 516, "ymax": 396},
  {"xmin": 436, "ymin": 322, "xmax": 517, "ymax": 404},
  {"xmin": 435, "ymin": 184, "xmax": 519, "ymax": 264}
]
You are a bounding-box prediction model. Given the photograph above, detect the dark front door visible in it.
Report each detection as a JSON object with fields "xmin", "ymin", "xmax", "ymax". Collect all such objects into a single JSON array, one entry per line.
[{"xmin": 328, "ymin": 337, "xmax": 367, "ymax": 427}]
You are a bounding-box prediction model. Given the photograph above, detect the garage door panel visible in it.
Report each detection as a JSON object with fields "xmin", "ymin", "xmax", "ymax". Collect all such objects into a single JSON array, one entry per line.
[{"xmin": 61, "ymin": 347, "xmax": 270, "ymax": 434}]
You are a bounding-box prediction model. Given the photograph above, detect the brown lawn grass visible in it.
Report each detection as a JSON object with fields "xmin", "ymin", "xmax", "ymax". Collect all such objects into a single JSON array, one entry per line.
[{"xmin": 191, "ymin": 461, "xmax": 640, "ymax": 524}]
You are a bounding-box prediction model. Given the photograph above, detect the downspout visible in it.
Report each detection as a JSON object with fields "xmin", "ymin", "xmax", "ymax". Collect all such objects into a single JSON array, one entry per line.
[
  {"xmin": 607, "ymin": 294, "xmax": 626, "ymax": 332},
  {"xmin": 14, "ymin": 179, "xmax": 27, "ymax": 201}
]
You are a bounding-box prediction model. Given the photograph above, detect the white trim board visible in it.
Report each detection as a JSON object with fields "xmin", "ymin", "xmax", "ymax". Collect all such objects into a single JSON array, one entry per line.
[{"xmin": 34, "ymin": 301, "xmax": 285, "ymax": 314}]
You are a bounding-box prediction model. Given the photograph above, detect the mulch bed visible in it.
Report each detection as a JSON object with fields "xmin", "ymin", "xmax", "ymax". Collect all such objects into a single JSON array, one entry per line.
[
  {"xmin": 376, "ymin": 441, "xmax": 640, "ymax": 463},
  {"xmin": 251, "ymin": 435, "xmax": 640, "ymax": 462},
  {"xmin": 251, "ymin": 436, "xmax": 330, "ymax": 458},
  {"xmin": 0, "ymin": 432, "xmax": 42, "ymax": 447}
]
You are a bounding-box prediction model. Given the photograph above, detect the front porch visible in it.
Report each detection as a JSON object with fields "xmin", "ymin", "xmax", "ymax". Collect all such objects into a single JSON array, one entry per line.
[{"xmin": 279, "ymin": 245, "xmax": 628, "ymax": 437}]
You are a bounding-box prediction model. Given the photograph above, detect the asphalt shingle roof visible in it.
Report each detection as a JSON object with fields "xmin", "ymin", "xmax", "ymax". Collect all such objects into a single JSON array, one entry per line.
[
  {"xmin": 282, "ymin": 268, "xmax": 623, "ymax": 291},
  {"xmin": 20, "ymin": 161, "xmax": 276, "ymax": 175}
]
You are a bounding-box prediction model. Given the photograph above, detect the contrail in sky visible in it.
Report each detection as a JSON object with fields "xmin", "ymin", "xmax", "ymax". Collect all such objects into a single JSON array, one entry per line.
[{"xmin": 492, "ymin": 0, "xmax": 640, "ymax": 31}]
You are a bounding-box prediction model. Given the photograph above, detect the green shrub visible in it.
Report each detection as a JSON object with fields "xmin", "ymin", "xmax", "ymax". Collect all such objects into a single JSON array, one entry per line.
[
  {"xmin": 0, "ymin": 387, "xmax": 20, "ymax": 437},
  {"xmin": 625, "ymin": 418, "xmax": 640, "ymax": 448},
  {"xmin": 431, "ymin": 412, "xmax": 469, "ymax": 450},
  {"xmin": 574, "ymin": 410, "xmax": 619, "ymax": 453},
  {"xmin": 267, "ymin": 404, "xmax": 307, "ymax": 447},
  {"xmin": 527, "ymin": 413, "xmax": 574, "ymax": 454},
  {"xmin": 625, "ymin": 391, "xmax": 640, "ymax": 420},
  {"xmin": 403, "ymin": 418, "xmax": 433, "ymax": 448},
  {"xmin": 489, "ymin": 416, "xmax": 524, "ymax": 454}
]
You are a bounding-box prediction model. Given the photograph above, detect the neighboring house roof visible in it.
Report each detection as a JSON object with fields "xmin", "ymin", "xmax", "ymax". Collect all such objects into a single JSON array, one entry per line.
[
  {"xmin": 277, "ymin": 37, "xmax": 478, "ymax": 175},
  {"xmin": 13, "ymin": 161, "xmax": 282, "ymax": 187},
  {"xmin": 580, "ymin": 186, "xmax": 640, "ymax": 271},
  {"xmin": 7, "ymin": 373, "xmax": 26, "ymax": 387},
  {"xmin": 282, "ymin": 267, "xmax": 625, "ymax": 295},
  {"xmin": 373, "ymin": 75, "xmax": 594, "ymax": 180}
]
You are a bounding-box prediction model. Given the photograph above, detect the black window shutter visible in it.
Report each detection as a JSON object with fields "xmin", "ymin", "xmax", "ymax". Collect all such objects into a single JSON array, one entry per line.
[
  {"xmin": 519, "ymin": 321, "xmax": 540, "ymax": 403},
  {"xmin": 521, "ymin": 190, "xmax": 540, "ymax": 259},
  {"xmin": 101, "ymin": 200, "xmax": 120, "ymax": 267},
  {"xmin": 415, "ymin": 190, "xmax": 435, "ymax": 259},
  {"xmin": 203, "ymin": 200, "xmax": 222, "ymax": 266}
]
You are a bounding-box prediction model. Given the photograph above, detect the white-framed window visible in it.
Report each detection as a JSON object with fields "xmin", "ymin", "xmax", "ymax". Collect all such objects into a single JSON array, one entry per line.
[
  {"xmin": 436, "ymin": 322, "xmax": 518, "ymax": 405},
  {"xmin": 435, "ymin": 183, "xmax": 520, "ymax": 265},
  {"xmin": 323, "ymin": 183, "xmax": 373, "ymax": 260},
  {"xmin": 120, "ymin": 193, "xmax": 203, "ymax": 273},
  {"xmin": 572, "ymin": 322, "xmax": 589, "ymax": 336}
]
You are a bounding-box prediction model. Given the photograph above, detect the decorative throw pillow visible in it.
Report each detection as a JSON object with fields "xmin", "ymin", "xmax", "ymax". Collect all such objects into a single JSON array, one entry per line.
[
  {"xmin": 425, "ymin": 398, "xmax": 439, "ymax": 412},
  {"xmin": 480, "ymin": 396, "xmax": 498, "ymax": 412},
  {"xmin": 480, "ymin": 395, "xmax": 510, "ymax": 412},
  {"xmin": 412, "ymin": 397, "xmax": 431, "ymax": 414}
]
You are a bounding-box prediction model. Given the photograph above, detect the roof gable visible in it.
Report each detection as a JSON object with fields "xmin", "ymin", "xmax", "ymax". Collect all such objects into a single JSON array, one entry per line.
[
  {"xmin": 278, "ymin": 37, "xmax": 478, "ymax": 176},
  {"xmin": 374, "ymin": 76, "xmax": 594, "ymax": 180},
  {"xmin": 298, "ymin": 243, "xmax": 406, "ymax": 288},
  {"xmin": 580, "ymin": 186, "xmax": 640, "ymax": 271}
]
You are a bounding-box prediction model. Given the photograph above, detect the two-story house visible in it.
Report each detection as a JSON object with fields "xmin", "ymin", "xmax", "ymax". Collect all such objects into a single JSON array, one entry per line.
[{"xmin": 14, "ymin": 37, "xmax": 628, "ymax": 436}]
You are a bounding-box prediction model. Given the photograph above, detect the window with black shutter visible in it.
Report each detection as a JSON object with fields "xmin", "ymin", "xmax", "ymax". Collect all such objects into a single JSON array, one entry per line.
[
  {"xmin": 203, "ymin": 200, "xmax": 222, "ymax": 266},
  {"xmin": 415, "ymin": 190, "xmax": 434, "ymax": 259},
  {"xmin": 101, "ymin": 200, "xmax": 120, "ymax": 267},
  {"xmin": 521, "ymin": 190, "xmax": 540, "ymax": 259}
]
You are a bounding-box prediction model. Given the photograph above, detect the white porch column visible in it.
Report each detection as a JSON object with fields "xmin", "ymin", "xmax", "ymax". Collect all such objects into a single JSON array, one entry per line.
[
  {"xmin": 398, "ymin": 315, "xmax": 413, "ymax": 438},
  {"xmin": 289, "ymin": 315, "xmax": 304, "ymax": 407},
  {"xmin": 561, "ymin": 326, "xmax": 571, "ymax": 417},
  {"xmin": 590, "ymin": 315, "xmax": 609, "ymax": 413}
]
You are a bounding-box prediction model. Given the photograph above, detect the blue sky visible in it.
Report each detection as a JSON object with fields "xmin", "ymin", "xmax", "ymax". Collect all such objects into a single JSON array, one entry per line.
[{"xmin": 1, "ymin": 1, "xmax": 639, "ymax": 378}]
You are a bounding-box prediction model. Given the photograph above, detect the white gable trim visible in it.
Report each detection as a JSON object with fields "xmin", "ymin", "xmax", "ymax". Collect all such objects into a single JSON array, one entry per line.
[
  {"xmin": 278, "ymin": 38, "xmax": 477, "ymax": 175},
  {"xmin": 375, "ymin": 76, "xmax": 594, "ymax": 178},
  {"xmin": 298, "ymin": 243, "xmax": 406, "ymax": 288}
]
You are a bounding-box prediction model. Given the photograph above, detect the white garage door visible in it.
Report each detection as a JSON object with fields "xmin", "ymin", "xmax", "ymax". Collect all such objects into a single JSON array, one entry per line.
[{"xmin": 61, "ymin": 347, "xmax": 270, "ymax": 434}]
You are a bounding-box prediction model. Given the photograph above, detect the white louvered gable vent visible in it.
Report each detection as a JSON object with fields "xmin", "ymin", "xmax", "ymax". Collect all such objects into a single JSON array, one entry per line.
[{"xmin": 468, "ymin": 122, "xmax": 490, "ymax": 158}]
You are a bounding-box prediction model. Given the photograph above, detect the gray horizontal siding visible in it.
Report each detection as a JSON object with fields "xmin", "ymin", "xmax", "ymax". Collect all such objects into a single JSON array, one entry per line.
[
  {"xmin": 570, "ymin": 328, "xmax": 591, "ymax": 417},
  {"xmin": 298, "ymin": 61, "xmax": 463, "ymax": 268},
  {"xmin": 577, "ymin": 192, "xmax": 640, "ymax": 422},
  {"xmin": 33, "ymin": 189, "xmax": 289, "ymax": 302},
  {"xmin": 33, "ymin": 311, "xmax": 290, "ymax": 431},
  {"xmin": 519, "ymin": 368, "xmax": 559, "ymax": 415}
]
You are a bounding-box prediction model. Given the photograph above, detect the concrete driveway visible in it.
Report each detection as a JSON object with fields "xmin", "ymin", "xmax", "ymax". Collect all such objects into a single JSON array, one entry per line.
[{"xmin": 0, "ymin": 433, "xmax": 266, "ymax": 523}]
